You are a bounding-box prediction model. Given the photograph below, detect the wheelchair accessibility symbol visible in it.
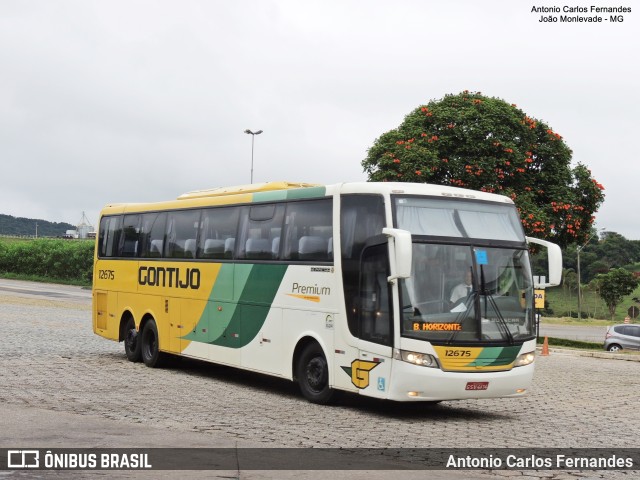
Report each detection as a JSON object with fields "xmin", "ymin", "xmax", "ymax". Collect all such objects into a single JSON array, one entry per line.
[{"xmin": 377, "ymin": 377, "xmax": 386, "ymax": 392}]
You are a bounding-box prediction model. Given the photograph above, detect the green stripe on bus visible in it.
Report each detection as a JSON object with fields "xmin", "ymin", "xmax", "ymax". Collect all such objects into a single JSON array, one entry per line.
[
  {"xmin": 252, "ymin": 186, "xmax": 326, "ymax": 203},
  {"xmin": 185, "ymin": 263, "xmax": 289, "ymax": 348},
  {"xmin": 253, "ymin": 190, "xmax": 288, "ymax": 202},
  {"xmin": 465, "ymin": 346, "xmax": 521, "ymax": 367},
  {"xmin": 286, "ymin": 186, "xmax": 326, "ymax": 200},
  {"xmin": 211, "ymin": 263, "xmax": 288, "ymax": 348},
  {"xmin": 486, "ymin": 346, "xmax": 521, "ymax": 366}
]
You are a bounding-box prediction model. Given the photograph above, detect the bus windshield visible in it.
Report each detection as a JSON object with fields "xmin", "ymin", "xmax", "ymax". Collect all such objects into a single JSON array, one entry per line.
[
  {"xmin": 400, "ymin": 243, "xmax": 534, "ymax": 343},
  {"xmin": 394, "ymin": 196, "xmax": 524, "ymax": 241}
]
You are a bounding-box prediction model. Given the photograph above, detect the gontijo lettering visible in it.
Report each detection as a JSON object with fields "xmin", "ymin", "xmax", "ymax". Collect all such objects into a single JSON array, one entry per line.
[{"xmin": 138, "ymin": 266, "xmax": 200, "ymax": 289}]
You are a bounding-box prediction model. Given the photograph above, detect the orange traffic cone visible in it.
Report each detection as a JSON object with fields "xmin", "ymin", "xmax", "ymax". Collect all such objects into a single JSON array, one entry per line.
[{"xmin": 540, "ymin": 336, "xmax": 550, "ymax": 356}]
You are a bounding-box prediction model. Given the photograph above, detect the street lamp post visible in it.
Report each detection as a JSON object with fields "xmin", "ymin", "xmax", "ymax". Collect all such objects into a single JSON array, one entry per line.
[
  {"xmin": 244, "ymin": 129, "xmax": 263, "ymax": 184},
  {"xmin": 577, "ymin": 228, "xmax": 605, "ymax": 320}
]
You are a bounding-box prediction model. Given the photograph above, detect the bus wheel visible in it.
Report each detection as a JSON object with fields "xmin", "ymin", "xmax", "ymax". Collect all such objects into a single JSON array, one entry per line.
[
  {"xmin": 123, "ymin": 317, "xmax": 142, "ymax": 362},
  {"xmin": 141, "ymin": 319, "xmax": 166, "ymax": 368},
  {"xmin": 296, "ymin": 343, "xmax": 335, "ymax": 404}
]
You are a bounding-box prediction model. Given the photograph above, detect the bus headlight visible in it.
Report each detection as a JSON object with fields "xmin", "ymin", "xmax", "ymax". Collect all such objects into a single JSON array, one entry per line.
[
  {"xmin": 395, "ymin": 349, "xmax": 439, "ymax": 368},
  {"xmin": 513, "ymin": 351, "xmax": 535, "ymax": 367}
]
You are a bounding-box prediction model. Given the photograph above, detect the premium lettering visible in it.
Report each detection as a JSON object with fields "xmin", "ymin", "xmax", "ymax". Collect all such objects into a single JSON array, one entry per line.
[{"xmin": 291, "ymin": 282, "xmax": 330, "ymax": 295}]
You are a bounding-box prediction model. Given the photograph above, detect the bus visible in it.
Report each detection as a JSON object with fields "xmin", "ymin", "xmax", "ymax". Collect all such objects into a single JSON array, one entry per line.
[{"xmin": 92, "ymin": 181, "xmax": 562, "ymax": 404}]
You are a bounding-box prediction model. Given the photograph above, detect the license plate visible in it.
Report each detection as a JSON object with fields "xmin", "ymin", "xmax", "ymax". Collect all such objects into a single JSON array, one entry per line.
[{"xmin": 465, "ymin": 381, "xmax": 489, "ymax": 391}]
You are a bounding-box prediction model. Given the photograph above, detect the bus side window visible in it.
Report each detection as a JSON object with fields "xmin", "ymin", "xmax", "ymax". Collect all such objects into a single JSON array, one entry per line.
[
  {"xmin": 165, "ymin": 210, "xmax": 201, "ymax": 259},
  {"xmin": 198, "ymin": 207, "xmax": 240, "ymax": 260},
  {"xmin": 140, "ymin": 212, "xmax": 167, "ymax": 258},
  {"xmin": 119, "ymin": 214, "xmax": 141, "ymax": 257},
  {"xmin": 98, "ymin": 215, "xmax": 122, "ymax": 258},
  {"xmin": 340, "ymin": 194, "xmax": 386, "ymax": 339},
  {"xmin": 283, "ymin": 199, "xmax": 333, "ymax": 262},
  {"xmin": 237, "ymin": 204, "xmax": 284, "ymax": 261}
]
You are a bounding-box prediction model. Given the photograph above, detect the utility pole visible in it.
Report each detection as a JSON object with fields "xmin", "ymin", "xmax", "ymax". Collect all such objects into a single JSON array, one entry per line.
[{"xmin": 577, "ymin": 228, "xmax": 605, "ymax": 320}]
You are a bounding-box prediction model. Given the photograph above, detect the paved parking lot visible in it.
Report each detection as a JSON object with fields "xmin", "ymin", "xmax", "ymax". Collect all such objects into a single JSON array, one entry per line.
[{"xmin": 0, "ymin": 282, "xmax": 638, "ymax": 479}]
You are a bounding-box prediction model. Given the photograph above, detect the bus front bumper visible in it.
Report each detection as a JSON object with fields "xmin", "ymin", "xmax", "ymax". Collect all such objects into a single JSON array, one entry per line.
[{"xmin": 385, "ymin": 359, "xmax": 535, "ymax": 402}]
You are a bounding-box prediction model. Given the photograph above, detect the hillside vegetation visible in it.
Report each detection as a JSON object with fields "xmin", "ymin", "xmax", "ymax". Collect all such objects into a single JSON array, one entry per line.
[
  {"xmin": 544, "ymin": 284, "xmax": 640, "ymax": 323},
  {"xmin": 0, "ymin": 214, "xmax": 75, "ymax": 237}
]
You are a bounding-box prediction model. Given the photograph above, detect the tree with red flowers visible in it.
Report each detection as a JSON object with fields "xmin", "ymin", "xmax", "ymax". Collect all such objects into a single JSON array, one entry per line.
[{"xmin": 362, "ymin": 91, "xmax": 605, "ymax": 247}]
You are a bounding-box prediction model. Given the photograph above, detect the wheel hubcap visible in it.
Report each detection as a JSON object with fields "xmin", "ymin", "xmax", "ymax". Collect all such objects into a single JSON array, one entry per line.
[{"xmin": 306, "ymin": 357, "xmax": 326, "ymax": 391}]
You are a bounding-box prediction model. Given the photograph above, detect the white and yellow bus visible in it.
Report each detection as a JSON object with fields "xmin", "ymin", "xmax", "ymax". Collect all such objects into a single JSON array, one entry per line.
[{"xmin": 93, "ymin": 181, "xmax": 561, "ymax": 404}]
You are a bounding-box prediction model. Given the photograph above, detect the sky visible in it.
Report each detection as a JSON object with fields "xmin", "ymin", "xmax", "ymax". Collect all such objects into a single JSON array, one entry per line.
[{"xmin": 1, "ymin": 0, "xmax": 638, "ymax": 239}]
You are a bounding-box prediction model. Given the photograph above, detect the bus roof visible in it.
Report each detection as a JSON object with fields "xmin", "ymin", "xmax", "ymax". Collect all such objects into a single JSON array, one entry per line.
[
  {"xmin": 177, "ymin": 181, "xmax": 322, "ymax": 200},
  {"xmin": 332, "ymin": 182, "xmax": 513, "ymax": 204},
  {"xmin": 177, "ymin": 181, "xmax": 513, "ymax": 204},
  {"xmin": 99, "ymin": 181, "xmax": 513, "ymax": 216}
]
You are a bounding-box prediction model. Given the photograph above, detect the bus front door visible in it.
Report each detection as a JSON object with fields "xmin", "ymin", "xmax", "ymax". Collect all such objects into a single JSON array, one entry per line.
[{"xmin": 356, "ymin": 243, "xmax": 393, "ymax": 399}]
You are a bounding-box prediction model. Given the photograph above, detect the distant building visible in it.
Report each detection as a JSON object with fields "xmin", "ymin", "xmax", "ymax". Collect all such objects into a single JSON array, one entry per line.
[{"xmin": 76, "ymin": 212, "xmax": 94, "ymax": 239}]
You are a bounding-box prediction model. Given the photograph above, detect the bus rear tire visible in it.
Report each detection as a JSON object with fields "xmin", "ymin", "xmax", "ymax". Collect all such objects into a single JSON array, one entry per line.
[
  {"xmin": 141, "ymin": 319, "xmax": 166, "ymax": 368},
  {"xmin": 296, "ymin": 343, "xmax": 335, "ymax": 404},
  {"xmin": 123, "ymin": 317, "xmax": 142, "ymax": 362}
]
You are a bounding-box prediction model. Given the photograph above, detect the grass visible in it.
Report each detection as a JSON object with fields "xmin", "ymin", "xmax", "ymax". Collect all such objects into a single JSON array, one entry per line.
[
  {"xmin": 537, "ymin": 336, "xmax": 602, "ymax": 350},
  {"xmin": 540, "ymin": 316, "xmax": 612, "ymax": 327}
]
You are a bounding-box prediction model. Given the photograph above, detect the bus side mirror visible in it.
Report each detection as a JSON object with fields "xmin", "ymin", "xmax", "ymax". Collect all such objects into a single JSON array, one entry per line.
[
  {"xmin": 526, "ymin": 237, "xmax": 562, "ymax": 288},
  {"xmin": 382, "ymin": 228, "xmax": 412, "ymax": 282}
]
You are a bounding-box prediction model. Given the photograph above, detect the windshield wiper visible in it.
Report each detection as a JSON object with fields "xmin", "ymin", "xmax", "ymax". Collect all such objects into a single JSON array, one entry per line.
[
  {"xmin": 478, "ymin": 265, "xmax": 514, "ymax": 345},
  {"xmin": 445, "ymin": 292, "xmax": 476, "ymax": 344},
  {"xmin": 484, "ymin": 293, "xmax": 515, "ymax": 345}
]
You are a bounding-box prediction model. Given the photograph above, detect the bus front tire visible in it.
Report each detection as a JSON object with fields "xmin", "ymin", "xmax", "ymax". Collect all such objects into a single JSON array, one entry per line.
[
  {"xmin": 123, "ymin": 317, "xmax": 142, "ymax": 362},
  {"xmin": 141, "ymin": 319, "xmax": 166, "ymax": 368},
  {"xmin": 296, "ymin": 343, "xmax": 335, "ymax": 404}
]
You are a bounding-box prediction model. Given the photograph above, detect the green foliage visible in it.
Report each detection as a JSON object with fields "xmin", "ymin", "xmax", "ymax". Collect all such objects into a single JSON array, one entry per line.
[
  {"xmin": 564, "ymin": 232, "xmax": 640, "ymax": 284},
  {"xmin": 596, "ymin": 268, "xmax": 640, "ymax": 320},
  {"xmin": 0, "ymin": 238, "xmax": 94, "ymax": 285},
  {"xmin": 0, "ymin": 214, "xmax": 75, "ymax": 237},
  {"xmin": 362, "ymin": 91, "xmax": 605, "ymax": 247}
]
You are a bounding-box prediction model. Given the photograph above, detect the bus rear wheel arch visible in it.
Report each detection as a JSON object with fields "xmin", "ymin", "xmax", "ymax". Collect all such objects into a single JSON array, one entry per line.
[{"xmin": 295, "ymin": 341, "xmax": 335, "ymax": 404}]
